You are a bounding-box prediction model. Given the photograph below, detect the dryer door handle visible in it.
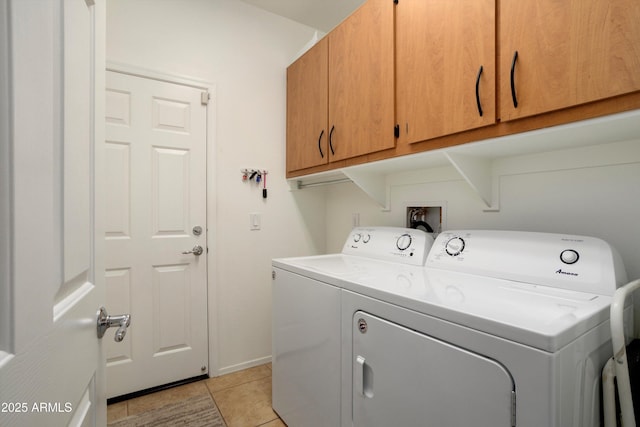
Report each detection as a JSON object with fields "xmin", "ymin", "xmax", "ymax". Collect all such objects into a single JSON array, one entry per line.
[
  {"xmin": 355, "ymin": 356, "xmax": 365, "ymax": 396},
  {"xmin": 355, "ymin": 355, "xmax": 374, "ymax": 398}
]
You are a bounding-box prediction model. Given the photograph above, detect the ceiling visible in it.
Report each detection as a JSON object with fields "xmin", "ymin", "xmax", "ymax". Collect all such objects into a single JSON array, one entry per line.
[{"xmin": 238, "ymin": 0, "xmax": 365, "ymax": 33}]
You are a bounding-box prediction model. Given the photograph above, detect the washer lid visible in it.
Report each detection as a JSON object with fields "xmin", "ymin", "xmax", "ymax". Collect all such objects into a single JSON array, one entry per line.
[
  {"xmin": 272, "ymin": 254, "xmax": 409, "ymax": 286},
  {"xmin": 340, "ymin": 266, "xmax": 612, "ymax": 352},
  {"xmin": 427, "ymin": 230, "xmax": 627, "ymax": 295}
]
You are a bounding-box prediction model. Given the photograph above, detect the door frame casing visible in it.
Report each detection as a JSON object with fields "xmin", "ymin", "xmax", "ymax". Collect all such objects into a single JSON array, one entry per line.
[{"xmin": 104, "ymin": 62, "xmax": 219, "ymax": 377}]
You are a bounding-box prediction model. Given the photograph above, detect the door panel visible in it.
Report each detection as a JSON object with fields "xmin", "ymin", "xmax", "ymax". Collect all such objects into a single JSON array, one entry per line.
[
  {"xmin": 62, "ymin": 0, "xmax": 92, "ymax": 287},
  {"xmin": 152, "ymin": 147, "xmax": 190, "ymax": 235},
  {"xmin": 104, "ymin": 142, "xmax": 131, "ymax": 238},
  {"xmin": 0, "ymin": 0, "xmax": 106, "ymax": 426},
  {"xmin": 105, "ymin": 70, "xmax": 208, "ymax": 398},
  {"xmin": 152, "ymin": 264, "xmax": 192, "ymax": 355},
  {"xmin": 352, "ymin": 311, "xmax": 514, "ymax": 427}
]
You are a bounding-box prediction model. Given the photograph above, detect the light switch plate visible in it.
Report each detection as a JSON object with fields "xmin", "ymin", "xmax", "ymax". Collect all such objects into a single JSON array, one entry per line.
[{"xmin": 249, "ymin": 212, "xmax": 261, "ymax": 230}]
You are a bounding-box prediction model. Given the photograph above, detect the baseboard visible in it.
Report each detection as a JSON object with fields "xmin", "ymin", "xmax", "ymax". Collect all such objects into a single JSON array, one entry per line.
[{"xmin": 212, "ymin": 355, "xmax": 272, "ymax": 377}]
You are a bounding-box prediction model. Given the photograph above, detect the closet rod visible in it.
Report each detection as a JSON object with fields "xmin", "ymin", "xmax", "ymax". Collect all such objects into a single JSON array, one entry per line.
[{"xmin": 296, "ymin": 178, "xmax": 352, "ymax": 189}]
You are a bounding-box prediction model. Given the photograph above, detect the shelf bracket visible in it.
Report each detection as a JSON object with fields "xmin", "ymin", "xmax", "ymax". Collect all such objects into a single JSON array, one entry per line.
[
  {"xmin": 444, "ymin": 152, "xmax": 499, "ymax": 211},
  {"xmin": 342, "ymin": 169, "xmax": 389, "ymax": 211}
]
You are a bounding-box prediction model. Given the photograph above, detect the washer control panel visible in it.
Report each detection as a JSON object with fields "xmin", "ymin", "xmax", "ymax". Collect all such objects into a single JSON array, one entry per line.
[
  {"xmin": 560, "ymin": 249, "xmax": 580, "ymax": 264},
  {"xmin": 427, "ymin": 230, "xmax": 626, "ymax": 296},
  {"xmin": 396, "ymin": 233, "xmax": 412, "ymax": 251},
  {"xmin": 342, "ymin": 227, "xmax": 434, "ymax": 266},
  {"xmin": 444, "ymin": 236, "xmax": 466, "ymax": 256}
]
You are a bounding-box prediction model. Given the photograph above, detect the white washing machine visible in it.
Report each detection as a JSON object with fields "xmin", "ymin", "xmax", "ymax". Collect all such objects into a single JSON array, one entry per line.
[
  {"xmin": 272, "ymin": 227, "xmax": 434, "ymax": 427},
  {"xmin": 341, "ymin": 230, "xmax": 628, "ymax": 427}
]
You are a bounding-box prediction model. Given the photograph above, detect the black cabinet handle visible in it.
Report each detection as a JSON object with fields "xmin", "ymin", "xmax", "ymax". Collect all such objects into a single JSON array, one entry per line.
[
  {"xmin": 329, "ymin": 125, "xmax": 335, "ymax": 156},
  {"xmin": 510, "ymin": 51, "xmax": 519, "ymax": 108},
  {"xmin": 318, "ymin": 129, "xmax": 325, "ymax": 158},
  {"xmin": 475, "ymin": 65, "xmax": 484, "ymax": 117}
]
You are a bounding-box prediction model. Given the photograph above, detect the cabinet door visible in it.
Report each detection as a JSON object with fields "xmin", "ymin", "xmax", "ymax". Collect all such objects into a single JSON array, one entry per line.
[
  {"xmin": 286, "ymin": 38, "xmax": 329, "ymax": 172},
  {"xmin": 500, "ymin": 0, "xmax": 640, "ymax": 122},
  {"xmin": 328, "ymin": 0, "xmax": 395, "ymax": 161},
  {"xmin": 396, "ymin": 0, "xmax": 496, "ymax": 145}
]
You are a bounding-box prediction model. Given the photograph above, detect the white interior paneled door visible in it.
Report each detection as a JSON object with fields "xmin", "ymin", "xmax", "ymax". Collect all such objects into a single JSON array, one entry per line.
[
  {"xmin": 0, "ymin": 0, "xmax": 107, "ymax": 426},
  {"xmin": 105, "ymin": 70, "xmax": 209, "ymax": 398}
]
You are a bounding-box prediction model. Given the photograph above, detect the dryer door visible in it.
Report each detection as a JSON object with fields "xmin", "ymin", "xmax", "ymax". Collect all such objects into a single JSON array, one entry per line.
[{"xmin": 353, "ymin": 311, "xmax": 515, "ymax": 427}]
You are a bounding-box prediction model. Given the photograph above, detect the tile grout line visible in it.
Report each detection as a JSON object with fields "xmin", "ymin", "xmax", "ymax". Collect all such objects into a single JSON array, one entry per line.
[
  {"xmin": 205, "ymin": 384, "xmax": 231, "ymax": 427},
  {"xmin": 206, "ymin": 375, "xmax": 277, "ymax": 427},
  {"xmin": 205, "ymin": 364, "xmax": 280, "ymax": 427},
  {"xmin": 207, "ymin": 373, "xmax": 272, "ymax": 393}
]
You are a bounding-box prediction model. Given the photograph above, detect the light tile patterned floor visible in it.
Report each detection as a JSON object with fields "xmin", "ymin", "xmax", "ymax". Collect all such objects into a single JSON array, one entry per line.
[{"xmin": 107, "ymin": 363, "xmax": 286, "ymax": 427}]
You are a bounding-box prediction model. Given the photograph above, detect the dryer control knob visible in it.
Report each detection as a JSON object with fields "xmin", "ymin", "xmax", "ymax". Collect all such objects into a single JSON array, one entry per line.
[
  {"xmin": 353, "ymin": 233, "xmax": 362, "ymax": 243},
  {"xmin": 560, "ymin": 249, "xmax": 579, "ymax": 264},
  {"xmin": 445, "ymin": 237, "xmax": 465, "ymax": 256},
  {"xmin": 396, "ymin": 234, "xmax": 412, "ymax": 251}
]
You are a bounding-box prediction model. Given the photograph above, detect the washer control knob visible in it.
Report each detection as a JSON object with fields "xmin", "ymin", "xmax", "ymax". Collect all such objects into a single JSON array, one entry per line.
[
  {"xmin": 560, "ymin": 249, "xmax": 579, "ymax": 265},
  {"xmin": 445, "ymin": 237, "xmax": 465, "ymax": 256},
  {"xmin": 396, "ymin": 234, "xmax": 412, "ymax": 251},
  {"xmin": 353, "ymin": 233, "xmax": 362, "ymax": 243},
  {"xmin": 363, "ymin": 234, "xmax": 371, "ymax": 243}
]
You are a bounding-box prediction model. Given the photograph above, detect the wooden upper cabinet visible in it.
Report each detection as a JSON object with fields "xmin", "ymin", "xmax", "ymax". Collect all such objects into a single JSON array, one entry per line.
[
  {"xmin": 499, "ymin": 0, "xmax": 640, "ymax": 122},
  {"xmin": 288, "ymin": 0, "xmax": 640, "ymax": 178},
  {"xmin": 396, "ymin": 0, "xmax": 496, "ymax": 145},
  {"xmin": 286, "ymin": 38, "xmax": 329, "ymax": 172},
  {"xmin": 327, "ymin": 0, "xmax": 395, "ymax": 162}
]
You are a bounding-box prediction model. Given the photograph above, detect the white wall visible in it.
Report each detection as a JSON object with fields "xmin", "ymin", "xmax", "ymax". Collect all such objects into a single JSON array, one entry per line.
[{"xmin": 106, "ymin": 0, "xmax": 326, "ymax": 374}]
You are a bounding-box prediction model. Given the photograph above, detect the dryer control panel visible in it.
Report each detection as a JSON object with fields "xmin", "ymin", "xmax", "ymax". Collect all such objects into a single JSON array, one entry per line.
[
  {"xmin": 427, "ymin": 230, "xmax": 627, "ymax": 296},
  {"xmin": 342, "ymin": 227, "xmax": 434, "ymax": 266}
]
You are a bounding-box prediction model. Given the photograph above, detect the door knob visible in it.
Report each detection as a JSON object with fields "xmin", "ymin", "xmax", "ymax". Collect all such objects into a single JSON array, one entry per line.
[
  {"xmin": 97, "ymin": 307, "xmax": 130, "ymax": 342},
  {"xmin": 182, "ymin": 245, "xmax": 204, "ymax": 256}
]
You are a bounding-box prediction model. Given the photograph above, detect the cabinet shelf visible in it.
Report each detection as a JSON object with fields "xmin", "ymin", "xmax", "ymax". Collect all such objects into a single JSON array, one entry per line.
[{"xmin": 290, "ymin": 109, "xmax": 640, "ymax": 211}]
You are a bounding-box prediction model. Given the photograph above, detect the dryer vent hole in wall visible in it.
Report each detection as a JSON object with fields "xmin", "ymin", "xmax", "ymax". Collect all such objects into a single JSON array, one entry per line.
[{"xmin": 407, "ymin": 206, "xmax": 442, "ymax": 233}]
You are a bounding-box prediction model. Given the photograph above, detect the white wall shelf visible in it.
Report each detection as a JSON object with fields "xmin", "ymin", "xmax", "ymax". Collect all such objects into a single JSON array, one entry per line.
[{"xmin": 290, "ymin": 109, "xmax": 640, "ymax": 211}]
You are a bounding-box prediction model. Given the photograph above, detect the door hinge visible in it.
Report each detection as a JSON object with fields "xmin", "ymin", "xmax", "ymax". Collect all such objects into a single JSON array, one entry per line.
[
  {"xmin": 511, "ymin": 390, "xmax": 517, "ymax": 427},
  {"xmin": 201, "ymin": 91, "xmax": 210, "ymax": 105},
  {"xmin": 394, "ymin": 124, "xmax": 400, "ymax": 138}
]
